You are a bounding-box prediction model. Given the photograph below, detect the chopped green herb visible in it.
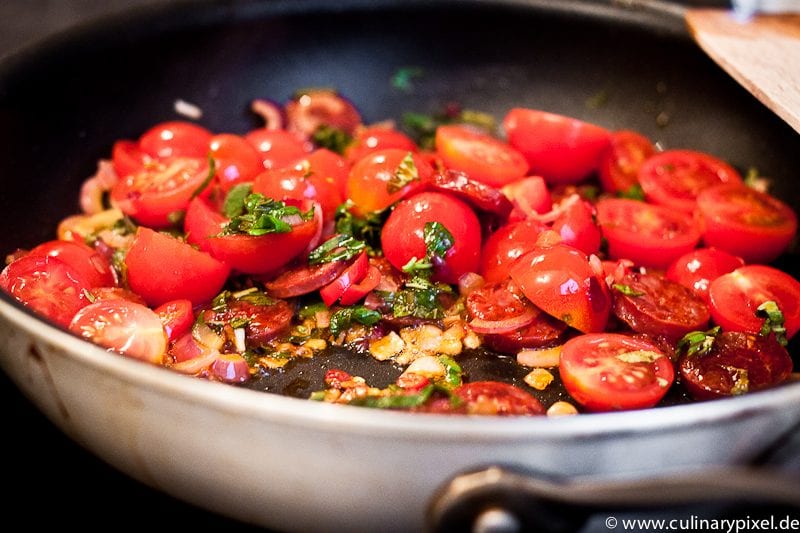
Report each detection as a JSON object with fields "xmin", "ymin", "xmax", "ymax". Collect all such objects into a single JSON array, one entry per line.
[
  {"xmin": 676, "ymin": 326, "xmax": 721, "ymax": 358},
  {"xmin": 223, "ymin": 183, "xmax": 254, "ymax": 218},
  {"xmin": 351, "ymin": 384, "xmax": 435, "ymax": 409},
  {"xmin": 612, "ymin": 283, "xmax": 645, "ymax": 297},
  {"xmin": 386, "ymin": 152, "xmax": 419, "ymax": 193},
  {"xmin": 617, "ymin": 184, "xmax": 645, "ymax": 201},
  {"xmin": 308, "ymin": 234, "xmax": 366, "ymax": 265},
  {"xmin": 391, "ymin": 66, "xmax": 424, "ymax": 93},
  {"xmin": 221, "ymin": 193, "xmax": 311, "ymax": 236},
  {"xmin": 212, "ymin": 287, "xmax": 276, "ymax": 313},
  {"xmin": 756, "ymin": 300, "xmax": 788, "ymax": 346},
  {"xmin": 190, "ymin": 155, "xmax": 216, "ymax": 199},
  {"xmin": 334, "ymin": 200, "xmax": 388, "ymax": 251},
  {"xmin": 423, "ymin": 221, "xmax": 454, "ymax": 263},
  {"xmin": 311, "ymin": 125, "xmax": 353, "ymax": 155},
  {"xmin": 439, "ymin": 356, "xmax": 462, "ymax": 388},
  {"xmin": 309, "ymin": 390, "xmax": 327, "ymax": 401},
  {"xmin": 329, "ymin": 306, "xmax": 381, "ymax": 336},
  {"xmin": 298, "ymin": 302, "xmax": 328, "ymax": 320},
  {"xmin": 402, "ymin": 256, "xmax": 433, "ymax": 274},
  {"xmin": 401, "ymin": 106, "xmax": 496, "ymax": 150}
]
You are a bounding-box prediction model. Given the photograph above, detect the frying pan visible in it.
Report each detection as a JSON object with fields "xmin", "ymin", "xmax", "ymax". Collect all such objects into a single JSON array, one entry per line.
[{"xmin": 1, "ymin": 0, "xmax": 799, "ymax": 531}]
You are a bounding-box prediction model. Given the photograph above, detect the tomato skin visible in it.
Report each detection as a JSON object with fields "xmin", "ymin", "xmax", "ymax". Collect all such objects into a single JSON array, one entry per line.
[
  {"xmin": 502, "ymin": 108, "xmax": 611, "ymax": 185},
  {"xmin": 338, "ymin": 265, "xmax": 382, "ymax": 305},
  {"xmin": 596, "ymin": 198, "xmax": 701, "ymax": 269},
  {"xmin": 637, "ymin": 150, "xmax": 742, "ymax": 214},
  {"xmin": 70, "ymin": 299, "xmax": 167, "ymax": 364},
  {"xmin": 480, "ymin": 219, "xmax": 547, "ymax": 283},
  {"xmin": 245, "ymin": 128, "xmax": 310, "ymax": 170},
  {"xmin": 551, "ymin": 199, "xmax": 602, "ymax": 255},
  {"xmin": 29, "ymin": 240, "xmax": 116, "ymax": 288},
  {"xmin": 209, "ymin": 133, "xmax": 265, "ymax": 191},
  {"xmin": 696, "ymin": 184, "xmax": 797, "ymax": 264},
  {"xmin": 112, "ymin": 140, "xmax": 151, "ymax": 178},
  {"xmin": 708, "ymin": 265, "xmax": 800, "ymax": 341},
  {"xmin": 346, "ymin": 149, "xmax": 433, "ymax": 216},
  {"xmin": 509, "ymin": 244, "xmax": 611, "ymax": 333},
  {"xmin": 665, "ymin": 248, "xmax": 745, "ymax": 303},
  {"xmin": 345, "ymin": 126, "xmax": 417, "ymax": 163},
  {"xmin": 184, "ymin": 196, "xmax": 227, "ymax": 253},
  {"xmin": 381, "ymin": 192, "xmax": 481, "ymax": 284},
  {"xmin": 435, "ymin": 125, "xmax": 528, "ymax": 187},
  {"xmin": 560, "ymin": 333, "xmax": 674, "ymax": 411},
  {"xmin": 304, "ymin": 148, "xmax": 351, "ymax": 198},
  {"xmin": 110, "ymin": 156, "xmax": 210, "ymax": 228},
  {"xmin": 320, "ymin": 252, "xmax": 369, "ymax": 306},
  {"xmin": 502, "ymin": 176, "xmax": 552, "ymax": 220},
  {"xmin": 597, "ymin": 130, "xmax": 656, "ymax": 194},
  {"xmin": 138, "ymin": 121, "xmax": 213, "ymax": 160},
  {"xmin": 0, "ymin": 254, "xmax": 91, "ymax": 327},
  {"xmin": 252, "ymin": 164, "xmax": 342, "ymax": 224},
  {"xmin": 125, "ymin": 227, "xmax": 230, "ymax": 307},
  {"xmin": 154, "ymin": 299, "xmax": 194, "ymax": 342}
]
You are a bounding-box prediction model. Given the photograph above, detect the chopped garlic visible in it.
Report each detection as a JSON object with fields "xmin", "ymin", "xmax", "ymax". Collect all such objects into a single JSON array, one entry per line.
[
  {"xmin": 369, "ymin": 331, "xmax": 405, "ymax": 361},
  {"xmin": 547, "ymin": 401, "xmax": 579, "ymax": 417},
  {"xmin": 524, "ymin": 368, "xmax": 554, "ymax": 390}
]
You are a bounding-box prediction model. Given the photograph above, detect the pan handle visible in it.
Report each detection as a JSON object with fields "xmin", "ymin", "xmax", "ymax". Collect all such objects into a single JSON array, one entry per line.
[{"xmin": 427, "ymin": 465, "xmax": 800, "ymax": 532}]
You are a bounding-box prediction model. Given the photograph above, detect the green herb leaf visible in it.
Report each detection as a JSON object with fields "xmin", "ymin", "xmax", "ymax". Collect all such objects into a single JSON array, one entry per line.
[
  {"xmin": 401, "ymin": 106, "xmax": 496, "ymax": 150},
  {"xmin": 191, "ymin": 155, "xmax": 216, "ymax": 199},
  {"xmin": 298, "ymin": 302, "xmax": 328, "ymax": 320},
  {"xmin": 221, "ymin": 193, "xmax": 311, "ymax": 236},
  {"xmin": 617, "ymin": 184, "xmax": 645, "ymax": 201},
  {"xmin": 223, "ymin": 184, "xmax": 254, "ymax": 218},
  {"xmin": 333, "ymin": 200, "xmax": 388, "ymax": 251},
  {"xmin": 308, "ymin": 234, "xmax": 366, "ymax": 265},
  {"xmin": 311, "ymin": 125, "xmax": 353, "ymax": 155},
  {"xmin": 612, "ymin": 283, "xmax": 645, "ymax": 297},
  {"xmin": 401, "ymin": 256, "xmax": 433, "ymax": 274},
  {"xmin": 439, "ymin": 356, "xmax": 462, "ymax": 388},
  {"xmin": 386, "ymin": 152, "xmax": 419, "ymax": 194},
  {"xmin": 676, "ymin": 326, "xmax": 721, "ymax": 358},
  {"xmin": 391, "ymin": 66, "xmax": 424, "ymax": 93},
  {"xmin": 351, "ymin": 384, "xmax": 435, "ymax": 409},
  {"xmin": 329, "ymin": 306, "xmax": 381, "ymax": 336},
  {"xmin": 756, "ymin": 300, "xmax": 788, "ymax": 346},
  {"xmin": 423, "ymin": 221, "xmax": 454, "ymax": 263}
]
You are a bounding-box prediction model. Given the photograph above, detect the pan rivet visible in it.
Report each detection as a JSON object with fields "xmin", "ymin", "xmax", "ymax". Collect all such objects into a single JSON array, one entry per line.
[{"xmin": 472, "ymin": 507, "xmax": 520, "ymax": 533}]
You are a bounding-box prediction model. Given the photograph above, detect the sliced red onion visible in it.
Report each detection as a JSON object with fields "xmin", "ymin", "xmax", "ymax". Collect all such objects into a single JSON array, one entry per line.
[
  {"xmin": 468, "ymin": 307, "xmax": 538, "ymax": 334},
  {"xmin": 250, "ymin": 98, "xmax": 284, "ymax": 130},
  {"xmin": 211, "ymin": 354, "xmax": 250, "ymax": 383},
  {"xmin": 80, "ymin": 160, "xmax": 119, "ymax": 214}
]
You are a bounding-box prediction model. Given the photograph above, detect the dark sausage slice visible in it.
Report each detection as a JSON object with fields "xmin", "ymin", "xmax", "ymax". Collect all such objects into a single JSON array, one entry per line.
[
  {"xmin": 425, "ymin": 169, "xmax": 513, "ymax": 218},
  {"xmin": 453, "ymin": 381, "xmax": 545, "ymax": 415},
  {"xmin": 264, "ymin": 260, "xmax": 347, "ymax": 298},
  {"xmin": 612, "ymin": 271, "xmax": 710, "ymax": 342},
  {"xmin": 679, "ymin": 331, "xmax": 793, "ymax": 400},
  {"xmin": 204, "ymin": 299, "xmax": 293, "ymax": 347},
  {"xmin": 483, "ymin": 314, "xmax": 567, "ymax": 353}
]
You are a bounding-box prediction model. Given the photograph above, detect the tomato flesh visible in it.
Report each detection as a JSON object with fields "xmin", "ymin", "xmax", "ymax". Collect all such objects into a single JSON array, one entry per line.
[
  {"xmin": 29, "ymin": 240, "xmax": 116, "ymax": 288},
  {"xmin": 560, "ymin": 333, "xmax": 674, "ymax": 411},
  {"xmin": 597, "ymin": 129, "xmax": 655, "ymax": 194},
  {"xmin": 480, "ymin": 219, "xmax": 547, "ymax": 283},
  {"xmin": 435, "ymin": 124, "xmax": 528, "ymax": 187},
  {"xmin": 346, "ymin": 149, "xmax": 432, "ymax": 216}
]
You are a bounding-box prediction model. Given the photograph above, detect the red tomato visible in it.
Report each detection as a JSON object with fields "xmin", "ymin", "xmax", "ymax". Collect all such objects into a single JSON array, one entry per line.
[
  {"xmin": 637, "ymin": 150, "xmax": 742, "ymax": 213},
  {"xmin": 70, "ymin": 299, "xmax": 167, "ymax": 364},
  {"xmin": 708, "ymin": 265, "xmax": 800, "ymax": 340},
  {"xmin": 597, "ymin": 130, "xmax": 656, "ymax": 194},
  {"xmin": 112, "ymin": 140, "xmax": 151, "ymax": 178},
  {"xmin": 509, "ymin": 244, "xmax": 611, "ymax": 333},
  {"xmin": 138, "ymin": 121, "xmax": 213, "ymax": 160},
  {"xmin": 346, "ymin": 149, "xmax": 432, "ymax": 216},
  {"xmin": 304, "ymin": 148, "xmax": 351, "ymax": 198},
  {"xmin": 110, "ymin": 156, "xmax": 211, "ymax": 228},
  {"xmin": 154, "ymin": 299, "xmax": 195, "ymax": 342},
  {"xmin": 209, "ymin": 133, "xmax": 265, "ymax": 191},
  {"xmin": 245, "ymin": 128, "xmax": 310, "ymax": 170},
  {"xmin": 480, "ymin": 219, "xmax": 547, "ymax": 283},
  {"xmin": 345, "ymin": 126, "xmax": 417, "ymax": 163},
  {"xmin": 502, "ymin": 108, "xmax": 611, "ymax": 185},
  {"xmin": 551, "ymin": 199, "xmax": 602, "ymax": 255},
  {"xmin": 665, "ymin": 248, "xmax": 745, "ymax": 303},
  {"xmin": 559, "ymin": 333, "xmax": 674, "ymax": 411},
  {"xmin": 381, "ymin": 192, "xmax": 481, "ymax": 284},
  {"xmin": 320, "ymin": 252, "xmax": 369, "ymax": 306},
  {"xmin": 596, "ymin": 198, "xmax": 702, "ymax": 269},
  {"xmin": 338, "ymin": 265, "xmax": 382, "ymax": 306},
  {"xmin": 502, "ymin": 176, "xmax": 552, "ymax": 221},
  {"xmin": 184, "ymin": 196, "xmax": 227, "ymax": 253},
  {"xmin": 206, "ymin": 215, "xmax": 319, "ymax": 275},
  {"xmin": 29, "ymin": 240, "xmax": 116, "ymax": 288},
  {"xmin": 435, "ymin": 124, "xmax": 528, "ymax": 187},
  {"xmin": 0, "ymin": 254, "xmax": 91, "ymax": 327},
  {"xmin": 284, "ymin": 89, "xmax": 362, "ymax": 137},
  {"xmin": 696, "ymin": 184, "xmax": 797, "ymax": 264},
  {"xmin": 125, "ymin": 227, "xmax": 230, "ymax": 307},
  {"xmin": 252, "ymin": 163, "xmax": 342, "ymax": 224}
]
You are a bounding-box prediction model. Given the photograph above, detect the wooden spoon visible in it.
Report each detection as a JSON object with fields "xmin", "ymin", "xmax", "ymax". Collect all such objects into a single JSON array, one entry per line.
[{"xmin": 686, "ymin": 8, "xmax": 800, "ymax": 133}]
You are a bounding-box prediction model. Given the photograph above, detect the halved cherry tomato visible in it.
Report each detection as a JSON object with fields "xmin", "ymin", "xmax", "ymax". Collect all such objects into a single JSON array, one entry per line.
[
  {"xmin": 0, "ymin": 254, "xmax": 91, "ymax": 327},
  {"xmin": 112, "ymin": 140, "xmax": 151, "ymax": 179},
  {"xmin": 665, "ymin": 247, "xmax": 745, "ymax": 303},
  {"xmin": 596, "ymin": 198, "xmax": 701, "ymax": 269},
  {"xmin": 339, "ymin": 264, "xmax": 382, "ymax": 306},
  {"xmin": 597, "ymin": 129, "xmax": 656, "ymax": 194},
  {"xmin": 320, "ymin": 252, "xmax": 369, "ymax": 306},
  {"xmin": 245, "ymin": 128, "xmax": 310, "ymax": 170},
  {"xmin": 110, "ymin": 156, "xmax": 211, "ymax": 228},
  {"xmin": 551, "ymin": 199, "xmax": 602, "ymax": 255},
  {"xmin": 435, "ymin": 124, "xmax": 528, "ymax": 187},
  {"xmin": 637, "ymin": 149, "xmax": 742, "ymax": 213},
  {"xmin": 284, "ymin": 89, "xmax": 362, "ymax": 137},
  {"xmin": 138, "ymin": 120, "xmax": 213, "ymax": 160},
  {"xmin": 29, "ymin": 240, "xmax": 116, "ymax": 288},
  {"xmin": 70, "ymin": 299, "xmax": 167, "ymax": 364},
  {"xmin": 381, "ymin": 191, "xmax": 481, "ymax": 284},
  {"xmin": 509, "ymin": 244, "xmax": 611, "ymax": 333},
  {"xmin": 304, "ymin": 148, "xmax": 350, "ymax": 198},
  {"xmin": 559, "ymin": 333, "xmax": 674, "ymax": 411},
  {"xmin": 502, "ymin": 176, "xmax": 552, "ymax": 221},
  {"xmin": 154, "ymin": 299, "xmax": 194, "ymax": 342},
  {"xmin": 252, "ymin": 163, "xmax": 342, "ymax": 224},
  {"xmin": 480, "ymin": 219, "xmax": 548, "ymax": 283},
  {"xmin": 708, "ymin": 265, "xmax": 800, "ymax": 340},
  {"xmin": 345, "ymin": 126, "xmax": 417, "ymax": 163},
  {"xmin": 125, "ymin": 227, "xmax": 230, "ymax": 307},
  {"xmin": 184, "ymin": 196, "xmax": 227, "ymax": 253},
  {"xmin": 209, "ymin": 133, "xmax": 265, "ymax": 191},
  {"xmin": 696, "ymin": 184, "xmax": 797, "ymax": 264},
  {"xmin": 89, "ymin": 287, "xmax": 146, "ymax": 305},
  {"xmin": 503, "ymin": 108, "xmax": 611, "ymax": 185},
  {"xmin": 346, "ymin": 149, "xmax": 433, "ymax": 216}
]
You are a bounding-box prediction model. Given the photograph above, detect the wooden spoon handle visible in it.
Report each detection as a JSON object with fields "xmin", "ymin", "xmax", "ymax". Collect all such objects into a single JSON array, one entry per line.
[{"xmin": 686, "ymin": 8, "xmax": 800, "ymax": 133}]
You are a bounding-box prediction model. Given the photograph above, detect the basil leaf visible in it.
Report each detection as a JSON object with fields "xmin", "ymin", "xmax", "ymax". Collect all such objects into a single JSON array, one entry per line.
[
  {"xmin": 351, "ymin": 384, "xmax": 435, "ymax": 409},
  {"xmin": 308, "ymin": 234, "xmax": 366, "ymax": 265},
  {"xmin": 423, "ymin": 221, "xmax": 454, "ymax": 263},
  {"xmin": 311, "ymin": 125, "xmax": 353, "ymax": 155},
  {"xmin": 223, "ymin": 184, "xmax": 254, "ymax": 218},
  {"xmin": 676, "ymin": 326, "xmax": 721, "ymax": 358},
  {"xmin": 221, "ymin": 193, "xmax": 310, "ymax": 236},
  {"xmin": 439, "ymin": 356, "xmax": 462, "ymax": 388},
  {"xmin": 612, "ymin": 283, "xmax": 645, "ymax": 297},
  {"xmin": 386, "ymin": 152, "xmax": 419, "ymax": 193},
  {"xmin": 329, "ymin": 306, "xmax": 381, "ymax": 336},
  {"xmin": 617, "ymin": 184, "xmax": 645, "ymax": 201},
  {"xmin": 190, "ymin": 155, "xmax": 216, "ymax": 199},
  {"xmin": 756, "ymin": 300, "xmax": 788, "ymax": 346}
]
